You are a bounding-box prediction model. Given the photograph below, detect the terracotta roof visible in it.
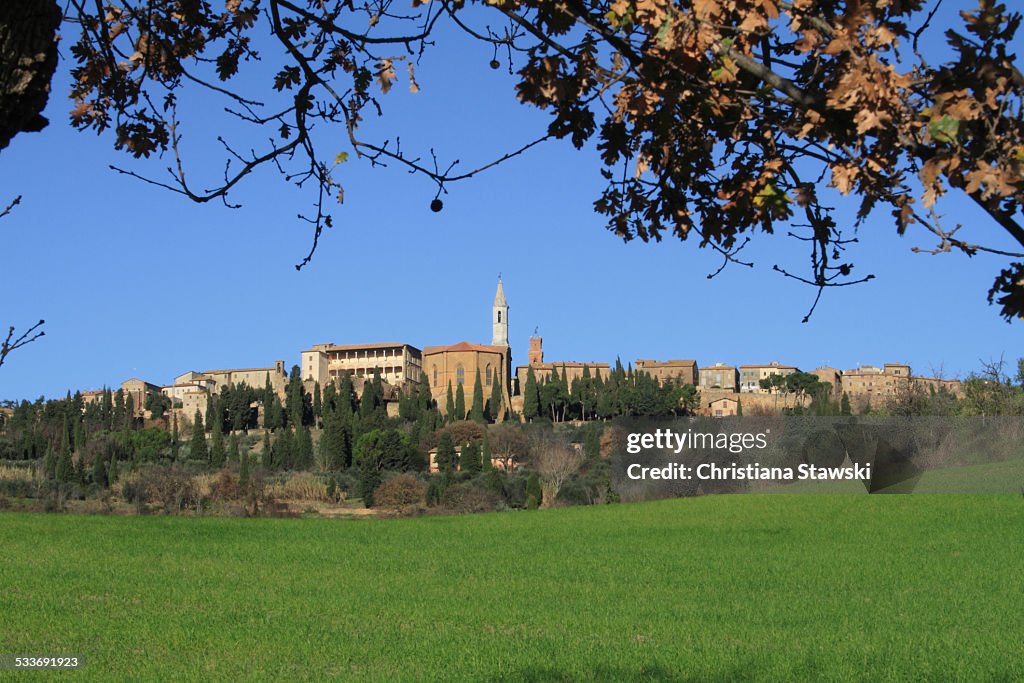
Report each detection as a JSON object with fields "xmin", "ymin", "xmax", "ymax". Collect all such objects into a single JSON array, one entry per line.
[
  {"xmin": 516, "ymin": 362, "xmax": 610, "ymax": 370},
  {"xmin": 305, "ymin": 342, "xmax": 420, "ymax": 353},
  {"xmin": 202, "ymin": 367, "xmax": 278, "ymax": 375},
  {"xmin": 122, "ymin": 378, "xmax": 160, "ymax": 388},
  {"xmin": 636, "ymin": 359, "xmax": 697, "ymax": 366},
  {"xmin": 423, "ymin": 341, "xmax": 506, "ymax": 354},
  {"xmin": 739, "ymin": 363, "xmax": 798, "ymax": 370}
]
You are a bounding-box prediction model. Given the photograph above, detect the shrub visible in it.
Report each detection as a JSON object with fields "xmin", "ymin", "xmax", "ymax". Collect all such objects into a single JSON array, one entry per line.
[
  {"xmin": 374, "ymin": 474, "xmax": 427, "ymax": 510},
  {"xmin": 209, "ymin": 469, "xmax": 242, "ymax": 502},
  {"xmin": 266, "ymin": 472, "xmax": 329, "ymax": 502},
  {"xmin": 440, "ymin": 481, "xmax": 501, "ymax": 514}
]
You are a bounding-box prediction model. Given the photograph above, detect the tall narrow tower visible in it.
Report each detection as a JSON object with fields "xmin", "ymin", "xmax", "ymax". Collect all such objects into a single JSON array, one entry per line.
[{"xmin": 492, "ymin": 277, "xmax": 509, "ymax": 347}]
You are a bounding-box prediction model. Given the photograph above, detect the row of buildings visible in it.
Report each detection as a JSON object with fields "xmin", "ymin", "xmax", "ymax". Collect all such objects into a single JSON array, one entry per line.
[{"xmin": 86, "ymin": 279, "xmax": 962, "ymax": 421}]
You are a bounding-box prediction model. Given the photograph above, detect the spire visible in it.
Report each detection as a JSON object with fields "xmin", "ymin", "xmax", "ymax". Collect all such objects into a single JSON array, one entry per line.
[
  {"xmin": 492, "ymin": 277, "xmax": 509, "ymax": 347},
  {"xmin": 493, "ymin": 276, "xmax": 507, "ymax": 307}
]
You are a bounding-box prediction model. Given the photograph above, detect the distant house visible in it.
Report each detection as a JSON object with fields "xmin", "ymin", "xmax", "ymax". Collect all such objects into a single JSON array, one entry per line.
[{"xmin": 707, "ymin": 396, "xmax": 739, "ymax": 417}]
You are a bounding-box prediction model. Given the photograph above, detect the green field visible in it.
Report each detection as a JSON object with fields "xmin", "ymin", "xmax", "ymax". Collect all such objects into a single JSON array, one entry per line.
[{"xmin": 2, "ymin": 495, "xmax": 1023, "ymax": 681}]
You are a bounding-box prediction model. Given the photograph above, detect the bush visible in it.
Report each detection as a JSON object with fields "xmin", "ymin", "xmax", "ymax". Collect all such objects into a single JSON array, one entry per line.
[
  {"xmin": 374, "ymin": 474, "xmax": 427, "ymax": 510},
  {"xmin": 126, "ymin": 465, "xmax": 199, "ymax": 514},
  {"xmin": 209, "ymin": 469, "xmax": 242, "ymax": 503},
  {"xmin": 439, "ymin": 481, "xmax": 501, "ymax": 514}
]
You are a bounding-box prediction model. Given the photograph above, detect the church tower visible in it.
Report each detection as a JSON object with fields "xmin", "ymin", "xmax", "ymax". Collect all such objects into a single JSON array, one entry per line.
[{"xmin": 492, "ymin": 277, "xmax": 509, "ymax": 347}]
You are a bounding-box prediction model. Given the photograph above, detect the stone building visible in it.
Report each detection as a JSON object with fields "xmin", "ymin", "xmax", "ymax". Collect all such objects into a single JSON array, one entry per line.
[
  {"xmin": 175, "ymin": 361, "xmax": 288, "ymax": 394},
  {"xmin": 739, "ymin": 362, "xmax": 799, "ymax": 393},
  {"xmin": 810, "ymin": 367, "xmax": 843, "ymax": 396},
  {"xmin": 423, "ymin": 279, "xmax": 512, "ymax": 419},
  {"xmin": 841, "ymin": 364, "xmax": 911, "ymax": 399},
  {"xmin": 699, "ymin": 363, "xmax": 739, "ymax": 392},
  {"xmin": 515, "ymin": 335, "xmax": 609, "ymax": 391},
  {"xmin": 707, "ymin": 396, "xmax": 739, "ymax": 417},
  {"xmin": 300, "ymin": 342, "xmax": 422, "ymax": 389},
  {"xmin": 635, "ymin": 359, "xmax": 699, "ymax": 386},
  {"xmin": 121, "ymin": 378, "xmax": 161, "ymax": 416}
]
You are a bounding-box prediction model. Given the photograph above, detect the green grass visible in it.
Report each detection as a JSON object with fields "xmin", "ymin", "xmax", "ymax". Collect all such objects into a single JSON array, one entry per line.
[
  {"xmin": 2, "ymin": 496, "xmax": 1023, "ymax": 681},
  {"xmin": 767, "ymin": 457, "xmax": 1024, "ymax": 494}
]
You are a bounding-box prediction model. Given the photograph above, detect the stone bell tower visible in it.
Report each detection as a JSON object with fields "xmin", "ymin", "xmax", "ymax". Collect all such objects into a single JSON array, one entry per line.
[{"xmin": 492, "ymin": 277, "xmax": 509, "ymax": 347}]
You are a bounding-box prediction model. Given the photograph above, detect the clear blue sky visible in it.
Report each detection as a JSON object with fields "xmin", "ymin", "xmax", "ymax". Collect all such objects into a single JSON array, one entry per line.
[{"xmin": 0, "ymin": 3, "xmax": 1020, "ymax": 401}]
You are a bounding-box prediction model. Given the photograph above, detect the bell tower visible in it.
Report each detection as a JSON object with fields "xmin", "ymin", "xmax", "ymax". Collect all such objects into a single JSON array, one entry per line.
[
  {"xmin": 492, "ymin": 277, "xmax": 509, "ymax": 347},
  {"xmin": 528, "ymin": 334, "xmax": 543, "ymax": 366}
]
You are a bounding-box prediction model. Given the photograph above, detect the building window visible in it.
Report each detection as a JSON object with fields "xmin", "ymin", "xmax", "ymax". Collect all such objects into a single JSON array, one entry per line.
[
  {"xmin": 498, "ymin": 311, "xmax": 502, "ymax": 323},
  {"xmin": 457, "ymin": 366, "xmax": 465, "ymax": 385},
  {"xmin": 485, "ymin": 365, "xmax": 492, "ymax": 386},
  {"xmin": 433, "ymin": 366, "xmax": 438, "ymax": 385}
]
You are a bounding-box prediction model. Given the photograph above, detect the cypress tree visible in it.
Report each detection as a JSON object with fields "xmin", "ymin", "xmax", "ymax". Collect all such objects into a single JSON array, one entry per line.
[
  {"xmin": 100, "ymin": 388, "xmax": 113, "ymax": 430},
  {"xmin": 263, "ymin": 375, "xmax": 275, "ymax": 429},
  {"xmin": 319, "ymin": 410, "xmax": 346, "ymax": 471},
  {"xmin": 43, "ymin": 445, "xmax": 56, "ymax": 480},
  {"xmin": 205, "ymin": 394, "xmax": 215, "ymax": 432},
  {"xmin": 211, "ymin": 419, "xmax": 225, "ymax": 466},
  {"xmin": 461, "ymin": 440, "xmax": 481, "ymax": 475},
  {"xmin": 274, "ymin": 427, "xmax": 294, "ymax": 470},
  {"xmin": 445, "ymin": 382, "xmax": 456, "ymax": 423},
  {"xmin": 338, "ymin": 372, "xmax": 356, "ymax": 415},
  {"xmin": 191, "ymin": 411, "xmax": 208, "ymax": 461},
  {"xmin": 74, "ymin": 454, "xmax": 87, "ymax": 484},
  {"xmin": 488, "ymin": 368, "xmax": 503, "ymax": 422},
  {"xmin": 841, "ymin": 392, "xmax": 852, "ymax": 416},
  {"xmin": 262, "ymin": 430, "xmax": 273, "ymax": 468},
  {"xmin": 523, "ymin": 367, "xmax": 539, "ymax": 422},
  {"xmin": 470, "ymin": 369, "xmax": 485, "ymax": 423},
  {"xmin": 286, "ymin": 365, "xmax": 305, "ymax": 427},
  {"xmin": 113, "ymin": 389, "xmax": 126, "ymax": 429},
  {"xmin": 59, "ymin": 415, "xmax": 71, "ymax": 457},
  {"xmin": 92, "ymin": 451, "xmax": 107, "ymax": 486},
  {"xmin": 525, "ymin": 472, "xmax": 542, "ymax": 509},
  {"xmin": 125, "ymin": 393, "xmax": 135, "ymax": 430},
  {"xmin": 73, "ymin": 417, "xmax": 86, "ymax": 453},
  {"xmin": 419, "ymin": 372, "xmax": 433, "ymax": 412},
  {"xmin": 359, "ymin": 379, "xmax": 377, "ymax": 419},
  {"xmin": 313, "ymin": 382, "xmax": 322, "ymax": 427},
  {"xmin": 436, "ymin": 432, "xmax": 456, "ymax": 474},
  {"xmin": 736, "ymin": 399, "xmax": 743, "ymax": 416},
  {"xmin": 107, "ymin": 455, "xmax": 119, "ymax": 484},
  {"xmin": 239, "ymin": 451, "xmax": 250, "ymax": 485},
  {"xmin": 296, "ymin": 426, "xmax": 314, "ymax": 470},
  {"xmin": 455, "ymin": 382, "xmax": 466, "ymax": 421},
  {"xmin": 228, "ymin": 433, "xmax": 241, "ymax": 463},
  {"xmin": 481, "ymin": 430, "xmax": 492, "ymax": 471},
  {"xmin": 55, "ymin": 443, "xmax": 72, "ymax": 484},
  {"xmin": 171, "ymin": 412, "xmax": 180, "ymax": 460}
]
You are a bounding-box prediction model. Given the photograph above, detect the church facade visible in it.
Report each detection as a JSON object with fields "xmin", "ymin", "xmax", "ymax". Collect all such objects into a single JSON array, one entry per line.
[{"xmin": 422, "ymin": 279, "xmax": 512, "ymax": 419}]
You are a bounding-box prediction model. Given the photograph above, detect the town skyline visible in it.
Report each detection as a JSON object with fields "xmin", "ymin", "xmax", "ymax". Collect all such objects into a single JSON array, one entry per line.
[{"xmin": 3, "ymin": 278, "xmax": 969, "ymax": 411}]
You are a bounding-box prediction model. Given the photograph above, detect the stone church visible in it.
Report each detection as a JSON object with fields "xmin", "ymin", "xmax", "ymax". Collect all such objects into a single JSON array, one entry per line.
[{"xmin": 422, "ymin": 279, "xmax": 512, "ymax": 419}]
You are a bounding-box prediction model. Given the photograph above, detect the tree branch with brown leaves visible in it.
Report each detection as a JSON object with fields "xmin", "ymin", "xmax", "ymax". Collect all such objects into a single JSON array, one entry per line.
[{"xmin": 36, "ymin": 0, "xmax": 1024, "ymax": 320}]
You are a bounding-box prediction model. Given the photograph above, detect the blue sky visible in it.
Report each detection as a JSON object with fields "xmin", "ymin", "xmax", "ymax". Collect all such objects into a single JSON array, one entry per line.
[{"xmin": 1, "ymin": 2, "xmax": 1020, "ymax": 400}]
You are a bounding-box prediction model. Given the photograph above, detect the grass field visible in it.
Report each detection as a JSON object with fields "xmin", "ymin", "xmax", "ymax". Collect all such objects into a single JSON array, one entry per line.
[{"xmin": 2, "ymin": 495, "xmax": 1023, "ymax": 681}]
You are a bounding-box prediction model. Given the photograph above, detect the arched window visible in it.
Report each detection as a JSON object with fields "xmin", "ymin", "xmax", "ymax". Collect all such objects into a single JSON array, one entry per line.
[
  {"xmin": 485, "ymin": 365, "xmax": 492, "ymax": 386},
  {"xmin": 497, "ymin": 311, "xmax": 502, "ymax": 323},
  {"xmin": 432, "ymin": 366, "xmax": 438, "ymax": 386},
  {"xmin": 456, "ymin": 365, "xmax": 465, "ymax": 385}
]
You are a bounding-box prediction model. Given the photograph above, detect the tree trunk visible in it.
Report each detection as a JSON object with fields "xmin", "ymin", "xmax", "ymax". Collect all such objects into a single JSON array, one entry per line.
[{"xmin": 0, "ymin": 0, "xmax": 61, "ymax": 152}]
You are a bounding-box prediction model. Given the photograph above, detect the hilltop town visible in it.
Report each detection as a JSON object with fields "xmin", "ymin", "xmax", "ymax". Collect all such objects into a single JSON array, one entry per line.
[{"xmin": 74, "ymin": 279, "xmax": 961, "ymax": 426}]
